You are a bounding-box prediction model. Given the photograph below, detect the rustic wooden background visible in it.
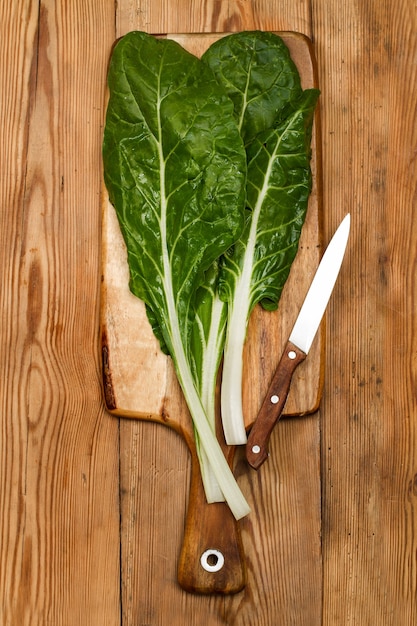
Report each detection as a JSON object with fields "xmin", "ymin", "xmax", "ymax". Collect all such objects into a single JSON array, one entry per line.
[{"xmin": 1, "ymin": 0, "xmax": 416, "ymax": 624}]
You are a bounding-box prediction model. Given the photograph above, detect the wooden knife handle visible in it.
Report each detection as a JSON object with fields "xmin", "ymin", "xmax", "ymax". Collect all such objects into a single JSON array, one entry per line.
[
  {"xmin": 177, "ymin": 451, "xmax": 246, "ymax": 594},
  {"xmin": 246, "ymin": 340, "xmax": 306, "ymax": 470}
]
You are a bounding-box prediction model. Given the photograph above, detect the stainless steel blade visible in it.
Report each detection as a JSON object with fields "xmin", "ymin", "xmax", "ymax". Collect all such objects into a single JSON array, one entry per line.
[{"xmin": 289, "ymin": 213, "xmax": 350, "ymax": 354}]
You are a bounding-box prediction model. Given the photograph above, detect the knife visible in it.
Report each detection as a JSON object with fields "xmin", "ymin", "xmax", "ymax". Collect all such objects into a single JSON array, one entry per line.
[{"xmin": 246, "ymin": 213, "xmax": 351, "ymax": 470}]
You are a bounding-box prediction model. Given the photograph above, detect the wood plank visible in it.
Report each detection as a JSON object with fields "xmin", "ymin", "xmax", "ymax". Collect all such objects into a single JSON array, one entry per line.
[
  {"xmin": 115, "ymin": 2, "xmax": 323, "ymax": 623},
  {"xmin": 313, "ymin": 0, "xmax": 417, "ymax": 623},
  {"xmin": 116, "ymin": 0, "xmax": 313, "ymax": 37},
  {"xmin": 0, "ymin": 2, "xmax": 120, "ymax": 624},
  {"xmin": 0, "ymin": 3, "xmax": 40, "ymax": 620}
]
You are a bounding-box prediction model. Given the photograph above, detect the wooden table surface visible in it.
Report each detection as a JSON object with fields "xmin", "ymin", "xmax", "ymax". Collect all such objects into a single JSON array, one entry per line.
[{"xmin": 1, "ymin": 1, "xmax": 416, "ymax": 624}]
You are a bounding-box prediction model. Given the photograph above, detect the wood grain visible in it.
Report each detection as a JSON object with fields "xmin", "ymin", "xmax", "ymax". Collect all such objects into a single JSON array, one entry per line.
[
  {"xmin": 116, "ymin": 0, "xmax": 313, "ymax": 37},
  {"xmin": 2, "ymin": 0, "xmax": 417, "ymax": 624},
  {"xmin": 314, "ymin": 0, "xmax": 417, "ymax": 623},
  {"xmin": 0, "ymin": 2, "xmax": 120, "ymax": 624}
]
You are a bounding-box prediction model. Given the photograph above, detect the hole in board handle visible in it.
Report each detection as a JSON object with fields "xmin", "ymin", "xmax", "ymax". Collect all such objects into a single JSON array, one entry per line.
[{"xmin": 200, "ymin": 549, "xmax": 225, "ymax": 572}]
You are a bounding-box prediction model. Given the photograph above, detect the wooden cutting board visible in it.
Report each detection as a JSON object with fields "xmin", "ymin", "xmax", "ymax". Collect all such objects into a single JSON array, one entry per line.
[{"xmin": 100, "ymin": 31, "xmax": 322, "ymax": 594}]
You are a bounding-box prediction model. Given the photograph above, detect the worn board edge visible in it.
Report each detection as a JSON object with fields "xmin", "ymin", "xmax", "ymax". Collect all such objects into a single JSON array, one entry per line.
[{"xmin": 100, "ymin": 31, "xmax": 324, "ymax": 435}]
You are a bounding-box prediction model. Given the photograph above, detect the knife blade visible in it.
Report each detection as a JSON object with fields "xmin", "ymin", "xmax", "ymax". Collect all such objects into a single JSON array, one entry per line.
[{"xmin": 246, "ymin": 213, "xmax": 351, "ymax": 469}]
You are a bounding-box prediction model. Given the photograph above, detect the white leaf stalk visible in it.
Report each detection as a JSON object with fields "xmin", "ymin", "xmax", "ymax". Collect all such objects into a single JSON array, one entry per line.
[
  {"xmin": 172, "ymin": 330, "xmax": 250, "ymax": 519},
  {"xmin": 193, "ymin": 290, "xmax": 228, "ymax": 503},
  {"xmin": 221, "ymin": 139, "xmax": 279, "ymax": 445}
]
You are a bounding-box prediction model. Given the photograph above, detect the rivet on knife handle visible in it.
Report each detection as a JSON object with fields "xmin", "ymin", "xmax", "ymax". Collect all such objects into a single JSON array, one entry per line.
[{"xmin": 246, "ymin": 341, "xmax": 306, "ymax": 469}]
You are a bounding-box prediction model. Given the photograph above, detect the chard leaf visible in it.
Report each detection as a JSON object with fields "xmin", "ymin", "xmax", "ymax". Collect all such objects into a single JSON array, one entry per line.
[
  {"xmin": 103, "ymin": 31, "xmax": 250, "ymax": 518},
  {"xmin": 203, "ymin": 32, "xmax": 320, "ymax": 444},
  {"xmin": 202, "ymin": 31, "xmax": 303, "ymax": 143},
  {"xmin": 220, "ymin": 90, "xmax": 320, "ymax": 444},
  {"xmin": 220, "ymin": 89, "xmax": 320, "ymax": 314},
  {"xmin": 103, "ymin": 32, "xmax": 246, "ymax": 352}
]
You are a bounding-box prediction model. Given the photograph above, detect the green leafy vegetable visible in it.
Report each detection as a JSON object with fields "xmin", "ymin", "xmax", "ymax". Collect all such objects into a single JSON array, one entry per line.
[
  {"xmin": 102, "ymin": 31, "xmax": 250, "ymax": 519},
  {"xmin": 202, "ymin": 32, "xmax": 320, "ymax": 444},
  {"xmin": 102, "ymin": 30, "xmax": 319, "ymax": 517}
]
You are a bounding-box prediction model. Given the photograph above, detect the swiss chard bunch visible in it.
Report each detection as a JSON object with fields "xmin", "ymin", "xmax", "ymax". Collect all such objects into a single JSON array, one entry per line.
[{"xmin": 102, "ymin": 30, "xmax": 319, "ymax": 518}]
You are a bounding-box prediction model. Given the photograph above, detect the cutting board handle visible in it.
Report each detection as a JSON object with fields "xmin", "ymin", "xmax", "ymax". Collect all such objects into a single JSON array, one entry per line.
[{"xmin": 177, "ymin": 452, "xmax": 246, "ymax": 594}]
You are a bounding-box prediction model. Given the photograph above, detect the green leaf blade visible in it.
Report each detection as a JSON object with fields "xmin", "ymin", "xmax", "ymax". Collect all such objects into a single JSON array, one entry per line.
[
  {"xmin": 244, "ymin": 89, "xmax": 320, "ymax": 310},
  {"xmin": 202, "ymin": 31, "xmax": 304, "ymax": 143}
]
